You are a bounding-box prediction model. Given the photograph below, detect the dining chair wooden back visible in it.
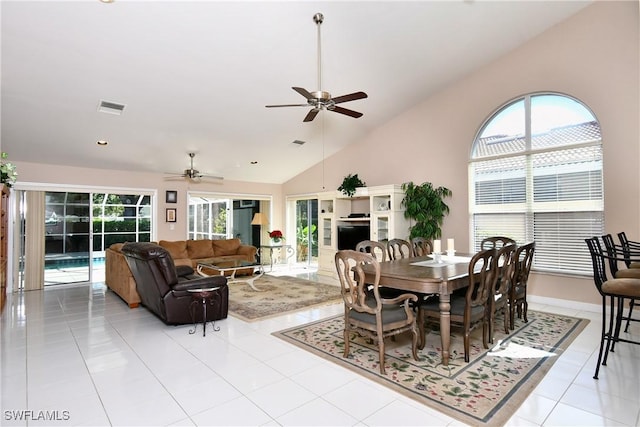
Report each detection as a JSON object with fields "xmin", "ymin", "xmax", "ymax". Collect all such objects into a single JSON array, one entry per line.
[
  {"xmin": 487, "ymin": 243, "xmax": 517, "ymax": 343},
  {"xmin": 355, "ymin": 240, "xmax": 387, "ymax": 262},
  {"xmin": 387, "ymin": 238, "xmax": 412, "ymax": 260},
  {"xmin": 334, "ymin": 250, "xmax": 419, "ymax": 375},
  {"xmin": 509, "ymin": 241, "xmax": 535, "ymax": 328},
  {"xmin": 585, "ymin": 237, "xmax": 640, "ymax": 379},
  {"xmin": 411, "ymin": 237, "xmax": 432, "ymax": 257},
  {"xmin": 481, "ymin": 236, "xmax": 516, "ymax": 250},
  {"xmin": 417, "ymin": 248, "xmax": 496, "ymax": 362}
]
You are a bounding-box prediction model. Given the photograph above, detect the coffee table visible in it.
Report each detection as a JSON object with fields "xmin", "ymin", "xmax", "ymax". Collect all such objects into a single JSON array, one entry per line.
[{"xmin": 196, "ymin": 260, "xmax": 264, "ymax": 291}]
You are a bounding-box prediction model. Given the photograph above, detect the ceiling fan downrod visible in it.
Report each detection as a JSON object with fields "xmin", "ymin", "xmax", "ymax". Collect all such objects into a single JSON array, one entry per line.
[{"xmin": 314, "ymin": 12, "xmax": 324, "ymax": 93}]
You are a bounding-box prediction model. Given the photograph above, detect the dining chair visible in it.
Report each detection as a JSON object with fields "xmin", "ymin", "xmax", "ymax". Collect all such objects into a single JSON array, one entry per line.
[
  {"xmin": 355, "ymin": 240, "xmax": 387, "ymax": 262},
  {"xmin": 411, "ymin": 237, "xmax": 432, "ymax": 257},
  {"xmin": 487, "ymin": 243, "xmax": 517, "ymax": 343},
  {"xmin": 480, "ymin": 236, "xmax": 516, "ymax": 250},
  {"xmin": 387, "ymin": 238, "xmax": 412, "ymax": 260},
  {"xmin": 585, "ymin": 237, "xmax": 640, "ymax": 379},
  {"xmin": 509, "ymin": 241, "xmax": 535, "ymax": 329},
  {"xmin": 417, "ymin": 248, "xmax": 496, "ymax": 362},
  {"xmin": 334, "ymin": 250, "xmax": 419, "ymax": 375}
]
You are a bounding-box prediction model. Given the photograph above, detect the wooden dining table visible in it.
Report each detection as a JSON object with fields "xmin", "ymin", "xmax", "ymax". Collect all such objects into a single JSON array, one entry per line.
[{"xmin": 360, "ymin": 254, "xmax": 472, "ymax": 366}]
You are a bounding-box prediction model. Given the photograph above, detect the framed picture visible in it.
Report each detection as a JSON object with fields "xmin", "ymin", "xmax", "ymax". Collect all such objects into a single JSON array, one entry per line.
[
  {"xmin": 166, "ymin": 208, "xmax": 176, "ymax": 223},
  {"xmin": 240, "ymin": 200, "xmax": 255, "ymax": 208},
  {"xmin": 166, "ymin": 190, "xmax": 177, "ymax": 203}
]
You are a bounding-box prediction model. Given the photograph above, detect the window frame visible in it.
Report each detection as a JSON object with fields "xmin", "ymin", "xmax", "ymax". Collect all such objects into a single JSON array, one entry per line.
[{"xmin": 469, "ymin": 92, "xmax": 603, "ymax": 276}]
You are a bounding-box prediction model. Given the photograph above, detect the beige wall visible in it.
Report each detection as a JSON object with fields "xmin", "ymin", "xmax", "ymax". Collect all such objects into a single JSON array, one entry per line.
[{"xmin": 283, "ymin": 1, "xmax": 640, "ymax": 306}]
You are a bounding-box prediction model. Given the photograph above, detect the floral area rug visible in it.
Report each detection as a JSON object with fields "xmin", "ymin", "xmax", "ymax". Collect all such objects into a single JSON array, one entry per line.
[
  {"xmin": 273, "ymin": 310, "xmax": 589, "ymax": 426},
  {"xmin": 227, "ymin": 275, "xmax": 342, "ymax": 322}
]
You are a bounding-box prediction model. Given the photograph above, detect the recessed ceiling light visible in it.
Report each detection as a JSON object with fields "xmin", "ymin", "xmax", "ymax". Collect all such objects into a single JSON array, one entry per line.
[
  {"xmin": 99, "ymin": 0, "xmax": 115, "ymax": 3},
  {"xmin": 97, "ymin": 140, "xmax": 109, "ymax": 146}
]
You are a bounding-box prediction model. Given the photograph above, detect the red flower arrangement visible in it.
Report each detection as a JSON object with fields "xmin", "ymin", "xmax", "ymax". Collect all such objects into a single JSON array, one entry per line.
[{"xmin": 268, "ymin": 230, "xmax": 284, "ymax": 241}]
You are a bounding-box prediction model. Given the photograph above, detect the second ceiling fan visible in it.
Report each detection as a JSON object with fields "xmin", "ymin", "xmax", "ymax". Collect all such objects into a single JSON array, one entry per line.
[{"xmin": 266, "ymin": 13, "xmax": 368, "ymax": 122}]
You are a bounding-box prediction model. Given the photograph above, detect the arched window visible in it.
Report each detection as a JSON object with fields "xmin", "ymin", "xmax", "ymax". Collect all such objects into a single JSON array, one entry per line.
[{"xmin": 469, "ymin": 93, "xmax": 603, "ymax": 275}]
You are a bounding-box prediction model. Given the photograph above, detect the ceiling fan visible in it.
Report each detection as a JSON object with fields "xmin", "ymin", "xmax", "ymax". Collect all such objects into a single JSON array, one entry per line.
[
  {"xmin": 164, "ymin": 153, "xmax": 224, "ymax": 182},
  {"xmin": 266, "ymin": 12, "xmax": 368, "ymax": 122}
]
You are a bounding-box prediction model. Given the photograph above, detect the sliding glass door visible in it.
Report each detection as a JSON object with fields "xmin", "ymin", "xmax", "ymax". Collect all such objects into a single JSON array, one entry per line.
[
  {"xmin": 17, "ymin": 189, "xmax": 153, "ymax": 288},
  {"xmin": 295, "ymin": 199, "xmax": 318, "ymax": 266},
  {"xmin": 44, "ymin": 192, "xmax": 91, "ymax": 284}
]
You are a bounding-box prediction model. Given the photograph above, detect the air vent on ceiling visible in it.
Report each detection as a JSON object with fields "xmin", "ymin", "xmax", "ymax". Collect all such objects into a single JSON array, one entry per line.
[
  {"xmin": 98, "ymin": 100, "xmax": 125, "ymax": 115},
  {"xmin": 292, "ymin": 140, "xmax": 306, "ymax": 146}
]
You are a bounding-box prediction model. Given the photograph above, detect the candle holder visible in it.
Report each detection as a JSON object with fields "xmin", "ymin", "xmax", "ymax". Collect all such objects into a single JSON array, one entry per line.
[
  {"xmin": 433, "ymin": 252, "xmax": 443, "ymax": 263},
  {"xmin": 446, "ymin": 249, "xmax": 456, "ymax": 257}
]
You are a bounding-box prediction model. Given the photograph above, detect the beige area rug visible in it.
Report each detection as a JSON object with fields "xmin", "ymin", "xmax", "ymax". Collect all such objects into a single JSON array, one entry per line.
[
  {"xmin": 273, "ymin": 310, "xmax": 589, "ymax": 426},
  {"xmin": 227, "ymin": 275, "xmax": 342, "ymax": 322}
]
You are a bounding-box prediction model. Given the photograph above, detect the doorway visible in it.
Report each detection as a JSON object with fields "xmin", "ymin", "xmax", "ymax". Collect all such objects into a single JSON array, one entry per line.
[{"xmin": 294, "ymin": 198, "xmax": 318, "ymax": 267}]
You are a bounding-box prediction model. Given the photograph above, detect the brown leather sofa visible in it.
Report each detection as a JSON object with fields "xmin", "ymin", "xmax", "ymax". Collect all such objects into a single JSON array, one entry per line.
[
  {"xmin": 121, "ymin": 242, "xmax": 229, "ymax": 325},
  {"xmin": 106, "ymin": 238, "xmax": 257, "ymax": 308}
]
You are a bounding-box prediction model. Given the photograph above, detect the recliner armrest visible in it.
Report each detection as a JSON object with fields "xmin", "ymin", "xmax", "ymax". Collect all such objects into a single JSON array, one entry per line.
[
  {"xmin": 176, "ymin": 265, "xmax": 195, "ymax": 277},
  {"xmin": 172, "ymin": 275, "xmax": 227, "ymax": 291}
]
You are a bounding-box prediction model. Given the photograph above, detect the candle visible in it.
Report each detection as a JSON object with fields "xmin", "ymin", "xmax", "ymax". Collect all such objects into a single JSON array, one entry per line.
[
  {"xmin": 433, "ymin": 239, "xmax": 441, "ymax": 253},
  {"xmin": 447, "ymin": 238, "xmax": 455, "ymax": 252}
]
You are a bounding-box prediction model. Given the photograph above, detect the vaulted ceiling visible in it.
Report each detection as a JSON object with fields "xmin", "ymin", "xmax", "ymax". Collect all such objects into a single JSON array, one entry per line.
[{"xmin": 1, "ymin": 0, "xmax": 591, "ymax": 184}]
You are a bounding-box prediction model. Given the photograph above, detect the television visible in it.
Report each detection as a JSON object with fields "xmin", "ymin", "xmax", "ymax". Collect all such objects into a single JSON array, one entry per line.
[{"xmin": 337, "ymin": 224, "xmax": 371, "ymax": 250}]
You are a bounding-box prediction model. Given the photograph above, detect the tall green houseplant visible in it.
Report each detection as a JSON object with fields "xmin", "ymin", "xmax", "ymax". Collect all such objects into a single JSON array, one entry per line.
[{"xmin": 401, "ymin": 181, "xmax": 452, "ymax": 240}]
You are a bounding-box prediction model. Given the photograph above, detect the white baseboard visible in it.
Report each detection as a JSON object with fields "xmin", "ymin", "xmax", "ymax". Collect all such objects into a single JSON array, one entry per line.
[{"xmin": 528, "ymin": 294, "xmax": 601, "ymax": 313}]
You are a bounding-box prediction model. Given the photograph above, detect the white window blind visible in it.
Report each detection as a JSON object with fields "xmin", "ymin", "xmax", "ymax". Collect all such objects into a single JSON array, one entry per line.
[{"xmin": 469, "ymin": 93, "xmax": 603, "ymax": 275}]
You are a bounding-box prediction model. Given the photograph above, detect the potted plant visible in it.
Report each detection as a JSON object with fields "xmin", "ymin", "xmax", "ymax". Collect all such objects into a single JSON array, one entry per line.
[
  {"xmin": 338, "ymin": 173, "xmax": 366, "ymax": 197},
  {"xmin": 401, "ymin": 181, "xmax": 452, "ymax": 240}
]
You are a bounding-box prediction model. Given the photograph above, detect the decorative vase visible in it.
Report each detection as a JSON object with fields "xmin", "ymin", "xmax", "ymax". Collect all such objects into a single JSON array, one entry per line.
[{"xmin": 271, "ymin": 238, "xmax": 282, "ymax": 246}]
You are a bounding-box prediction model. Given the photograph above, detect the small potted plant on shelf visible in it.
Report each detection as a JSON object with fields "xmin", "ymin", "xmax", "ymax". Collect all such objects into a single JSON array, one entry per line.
[
  {"xmin": 269, "ymin": 230, "xmax": 284, "ymax": 245},
  {"xmin": 338, "ymin": 173, "xmax": 366, "ymax": 197}
]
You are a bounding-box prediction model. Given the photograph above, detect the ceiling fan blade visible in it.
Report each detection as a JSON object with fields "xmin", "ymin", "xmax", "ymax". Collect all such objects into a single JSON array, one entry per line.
[
  {"xmin": 200, "ymin": 174, "xmax": 224, "ymax": 180},
  {"xmin": 330, "ymin": 105, "xmax": 363, "ymax": 119},
  {"xmin": 303, "ymin": 108, "xmax": 320, "ymax": 122},
  {"xmin": 265, "ymin": 104, "xmax": 309, "ymax": 108},
  {"xmin": 292, "ymin": 87, "xmax": 314, "ymax": 100},
  {"xmin": 331, "ymin": 91, "xmax": 368, "ymax": 104}
]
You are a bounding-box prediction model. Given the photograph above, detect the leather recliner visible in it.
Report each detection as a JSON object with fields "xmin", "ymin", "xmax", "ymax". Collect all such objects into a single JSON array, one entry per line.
[{"xmin": 121, "ymin": 242, "xmax": 228, "ymax": 325}]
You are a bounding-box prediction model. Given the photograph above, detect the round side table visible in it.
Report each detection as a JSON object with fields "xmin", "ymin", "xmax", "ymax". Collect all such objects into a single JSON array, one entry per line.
[{"xmin": 188, "ymin": 287, "xmax": 221, "ymax": 336}]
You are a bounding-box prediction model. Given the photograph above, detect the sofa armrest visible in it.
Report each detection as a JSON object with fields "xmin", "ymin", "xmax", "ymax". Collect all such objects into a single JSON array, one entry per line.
[{"xmin": 237, "ymin": 245, "xmax": 257, "ymax": 262}]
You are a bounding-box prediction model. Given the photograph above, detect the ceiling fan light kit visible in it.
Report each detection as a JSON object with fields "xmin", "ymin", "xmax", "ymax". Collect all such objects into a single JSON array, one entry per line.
[{"xmin": 266, "ymin": 12, "xmax": 367, "ymax": 122}]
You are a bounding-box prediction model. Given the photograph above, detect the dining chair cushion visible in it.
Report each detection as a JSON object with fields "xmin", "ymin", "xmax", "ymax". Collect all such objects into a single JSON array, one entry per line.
[
  {"xmin": 350, "ymin": 304, "xmax": 411, "ymax": 325},
  {"xmin": 420, "ymin": 295, "xmax": 485, "ymax": 318},
  {"xmin": 602, "ymin": 278, "xmax": 640, "ymax": 297}
]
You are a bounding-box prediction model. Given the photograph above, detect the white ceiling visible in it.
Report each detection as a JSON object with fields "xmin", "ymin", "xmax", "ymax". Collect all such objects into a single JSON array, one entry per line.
[{"xmin": 1, "ymin": 0, "xmax": 592, "ymax": 184}]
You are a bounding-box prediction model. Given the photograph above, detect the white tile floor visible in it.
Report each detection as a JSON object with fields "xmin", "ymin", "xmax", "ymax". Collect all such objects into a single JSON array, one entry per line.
[{"xmin": 1, "ymin": 269, "xmax": 639, "ymax": 427}]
